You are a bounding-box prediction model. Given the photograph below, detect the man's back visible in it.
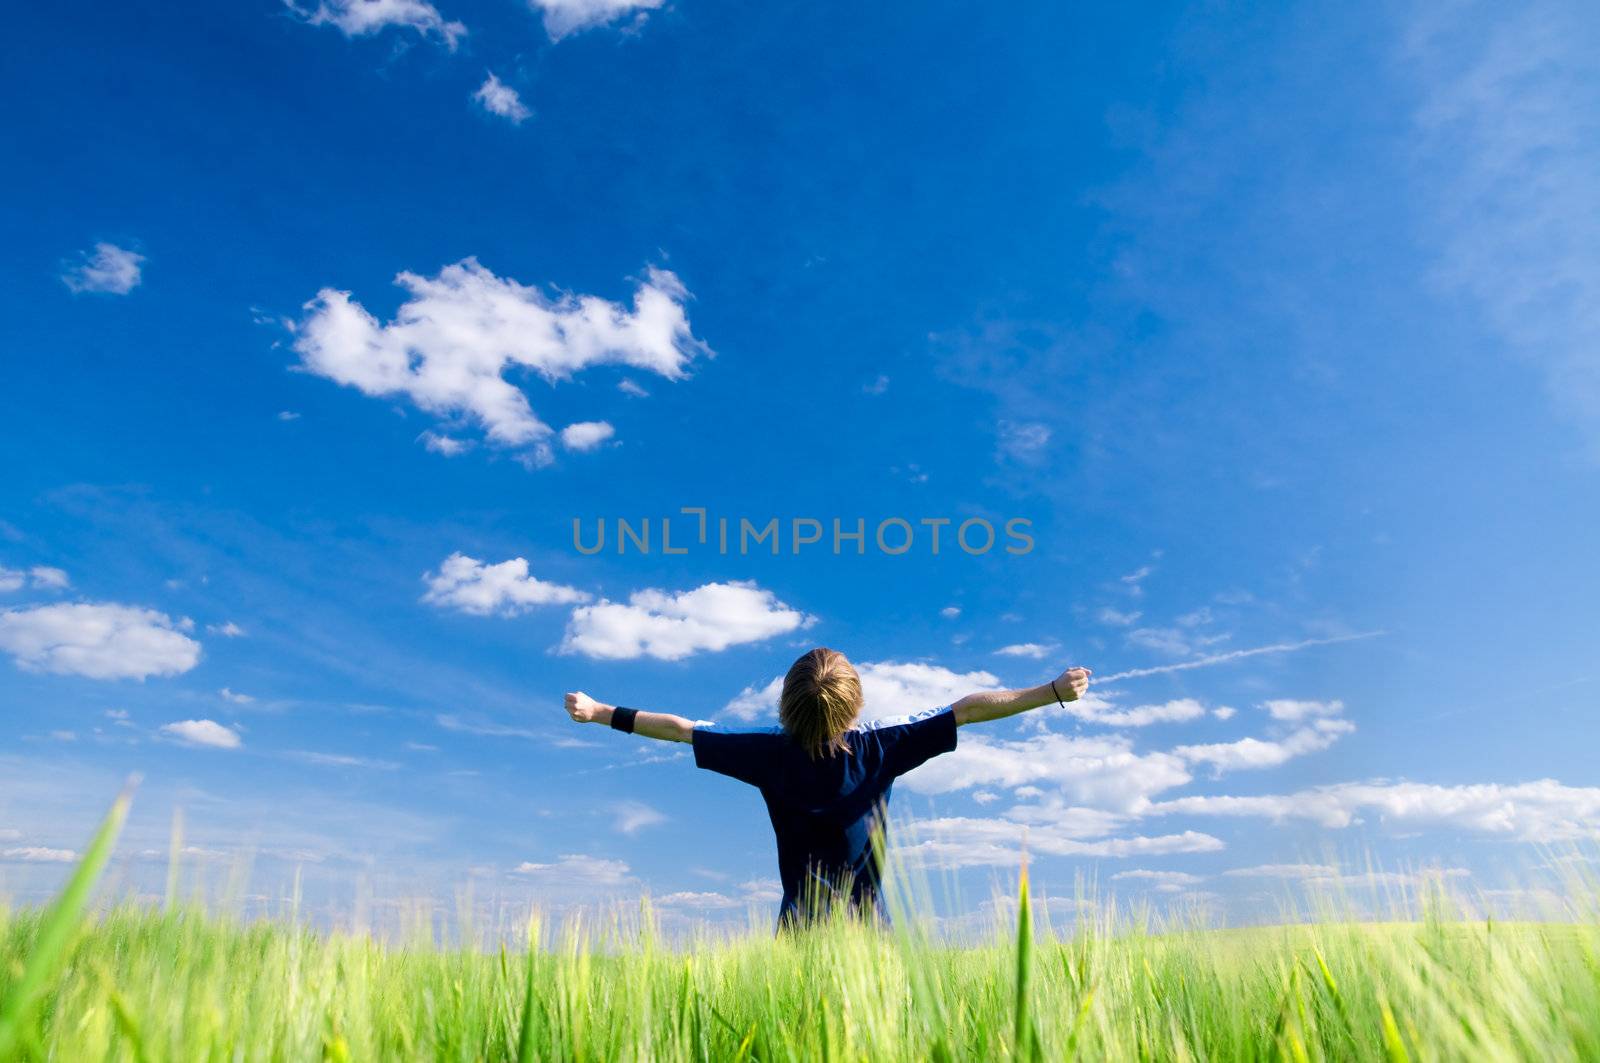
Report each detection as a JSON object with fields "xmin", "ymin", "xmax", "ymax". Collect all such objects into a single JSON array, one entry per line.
[
  {"xmin": 562, "ymin": 652, "xmax": 1090, "ymax": 928},
  {"xmin": 692, "ymin": 705, "xmax": 958, "ymax": 926}
]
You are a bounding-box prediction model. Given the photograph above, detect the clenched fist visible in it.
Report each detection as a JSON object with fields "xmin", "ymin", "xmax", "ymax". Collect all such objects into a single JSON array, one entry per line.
[
  {"xmin": 1052, "ymin": 666, "xmax": 1092, "ymax": 702},
  {"xmin": 565, "ymin": 691, "xmax": 605, "ymax": 724}
]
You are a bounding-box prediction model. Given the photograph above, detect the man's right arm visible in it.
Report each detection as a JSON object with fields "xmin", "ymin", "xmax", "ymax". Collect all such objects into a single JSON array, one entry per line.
[{"xmin": 952, "ymin": 666, "xmax": 1091, "ymax": 726}]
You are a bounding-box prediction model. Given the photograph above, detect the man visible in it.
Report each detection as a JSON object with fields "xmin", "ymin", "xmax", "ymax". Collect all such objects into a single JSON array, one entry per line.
[{"xmin": 565, "ymin": 646, "xmax": 1091, "ymax": 928}]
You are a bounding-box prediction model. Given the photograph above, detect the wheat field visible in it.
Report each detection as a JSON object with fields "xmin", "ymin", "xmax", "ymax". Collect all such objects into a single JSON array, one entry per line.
[{"xmin": 2, "ymin": 794, "xmax": 1598, "ymax": 1061}]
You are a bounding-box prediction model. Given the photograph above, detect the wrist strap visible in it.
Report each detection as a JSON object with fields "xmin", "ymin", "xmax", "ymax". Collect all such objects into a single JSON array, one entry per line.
[
  {"xmin": 610, "ymin": 706, "xmax": 639, "ymax": 734},
  {"xmin": 1050, "ymin": 679, "xmax": 1066, "ymax": 707}
]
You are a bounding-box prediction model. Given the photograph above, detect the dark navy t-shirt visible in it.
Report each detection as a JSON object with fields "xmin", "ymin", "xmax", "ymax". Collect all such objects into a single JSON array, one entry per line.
[{"xmin": 691, "ymin": 705, "xmax": 958, "ymax": 927}]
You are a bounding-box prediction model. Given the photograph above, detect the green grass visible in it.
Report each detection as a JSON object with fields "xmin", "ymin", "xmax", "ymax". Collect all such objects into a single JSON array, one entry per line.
[
  {"xmin": 5, "ymin": 893, "xmax": 1600, "ymax": 1059},
  {"xmin": 3, "ymin": 801, "xmax": 1599, "ymax": 1060}
]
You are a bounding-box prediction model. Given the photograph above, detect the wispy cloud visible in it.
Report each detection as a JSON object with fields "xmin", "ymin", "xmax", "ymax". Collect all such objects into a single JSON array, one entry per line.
[
  {"xmin": 614, "ymin": 800, "xmax": 666, "ymax": 835},
  {"xmin": 473, "ymin": 73, "xmax": 530, "ymax": 123},
  {"xmin": 0, "ymin": 567, "xmax": 69, "ymax": 593},
  {"xmin": 291, "ymin": 0, "xmax": 466, "ymax": 48},
  {"xmin": 1, "ymin": 846, "xmax": 78, "ymax": 863},
  {"xmin": 529, "ymin": 0, "xmax": 664, "ymax": 41},
  {"xmin": 160, "ymin": 719, "xmax": 242, "ymax": 749},
  {"xmin": 1097, "ymin": 631, "xmax": 1384, "ymax": 683},
  {"xmin": 1149, "ymin": 779, "xmax": 1600, "ymax": 842},
  {"xmin": 993, "ymin": 642, "xmax": 1055, "ymax": 659},
  {"xmin": 1406, "ymin": 0, "xmax": 1600, "ymax": 454},
  {"xmin": 435, "ymin": 712, "xmax": 540, "ymax": 740},
  {"xmin": 512, "ymin": 853, "xmax": 632, "ymax": 887},
  {"xmin": 1112, "ymin": 869, "xmax": 1205, "ymax": 892},
  {"xmin": 288, "ymin": 750, "xmax": 400, "ymax": 770},
  {"xmin": 62, "ymin": 242, "xmax": 144, "ymax": 294}
]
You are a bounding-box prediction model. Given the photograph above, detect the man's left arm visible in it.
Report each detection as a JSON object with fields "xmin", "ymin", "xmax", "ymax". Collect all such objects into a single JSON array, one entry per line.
[{"xmin": 565, "ymin": 691, "xmax": 695, "ymax": 743}]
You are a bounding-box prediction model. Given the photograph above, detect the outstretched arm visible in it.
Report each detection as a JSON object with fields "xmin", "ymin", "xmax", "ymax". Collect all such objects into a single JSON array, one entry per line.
[
  {"xmin": 952, "ymin": 666, "xmax": 1091, "ymax": 726},
  {"xmin": 565, "ymin": 691, "xmax": 695, "ymax": 744}
]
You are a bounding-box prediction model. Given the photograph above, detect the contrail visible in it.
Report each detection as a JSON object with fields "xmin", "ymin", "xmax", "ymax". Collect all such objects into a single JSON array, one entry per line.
[{"xmin": 1096, "ymin": 631, "xmax": 1386, "ymax": 683}]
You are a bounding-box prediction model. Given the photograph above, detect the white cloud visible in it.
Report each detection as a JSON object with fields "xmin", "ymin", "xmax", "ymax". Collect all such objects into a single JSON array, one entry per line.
[
  {"xmin": 160, "ymin": 719, "xmax": 242, "ymax": 750},
  {"xmin": 528, "ymin": 0, "xmax": 664, "ymax": 40},
  {"xmin": 293, "ymin": 260, "xmax": 707, "ymax": 462},
  {"xmin": 939, "ymin": 605, "xmax": 961, "ymax": 619},
  {"xmin": 1306, "ymin": 868, "xmax": 1471, "ymax": 890},
  {"xmin": 724, "ymin": 660, "xmax": 1003, "ymax": 723},
  {"xmin": 289, "ymin": 750, "xmax": 399, "ymax": 770},
  {"xmin": 0, "ymin": 569, "xmax": 20, "ymax": 592},
  {"xmin": 655, "ymin": 879, "xmax": 783, "ymax": 908},
  {"xmin": 0, "ymin": 602, "xmax": 202, "ymax": 680},
  {"xmin": 295, "ymin": 0, "xmax": 465, "ymax": 47},
  {"xmin": 994, "ymin": 642, "xmax": 1055, "ymax": 659},
  {"xmin": 901, "ymin": 732, "xmax": 1193, "ymax": 813},
  {"xmin": 62, "ymin": 242, "xmax": 144, "ymax": 295},
  {"xmin": 615, "ymin": 800, "xmax": 666, "ymax": 835},
  {"xmin": 737, "ymin": 877, "xmax": 783, "ymax": 902},
  {"xmin": 857, "ymin": 661, "xmax": 1001, "ymax": 722},
  {"xmin": 1097, "ymin": 606, "xmax": 1141, "ymax": 626},
  {"xmin": 1112, "ymin": 869, "xmax": 1205, "ymax": 892},
  {"xmin": 1149, "ymin": 779, "xmax": 1600, "ymax": 842},
  {"xmin": 1120, "ymin": 565, "xmax": 1154, "ymax": 595},
  {"xmin": 512, "ymin": 853, "xmax": 631, "ymax": 886},
  {"xmin": 559, "ymin": 420, "xmax": 614, "ymax": 451},
  {"xmin": 277, "ymin": 410, "xmax": 301, "ymax": 422},
  {"xmin": 1212, "ymin": 706, "xmax": 1237, "ymax": 720},
  {"xmin": 419, "ymin": 431, "xmax": 472, "ymax": 456},
  {"xmin": 617, "ymin": 378, "xmax": 649, "ymax": 398},
  {"xmin": 864, "ymin": 374, "xmax": 891, "ymax": 395},
  {"xmin": 1222, "ymin": 863, "xmax": 1339, "ymax": 878},
  {"xmin": 1, "ymin": 846, "xmax": 78, "ymax": 863},
  {"xmin": 1262, "ymin": 698, "xmax": 1343, "ymax": 721},
  {"xmin": 1175, "ymin": 718, "xmax": 1355, "ymax": 773},
  {"xmin": 474, "ymin": 73, "xmax": 531, "ymax": 123},
  {"xmin": 208, "ymin": 621, "xmax": 246, "ymax": 638},
  {"xmin": 1055, "ymin": 694, "xmax": 1210, "ymax": 728},
  {"xmin": 28, "ymin": 567, "xmax": 69, "ymax": 590},
  {"xmin": 722, "ymin": 676, "xmax": 784, "ymax": 721},
  {"xmin": 219, "ymin": 687, "xmax": 255, "ymax": 705},
  {"xmin": 997, "ymin": 420, "xmax": 1051, "ymax": 462},
  {"xmin": 898, "ymin": 818, "xmax": 1222, "ymax": 870},
  {"xmin": 655, "ymin": 890, "xmax": 740, "ymax": 908},
  {"xmin": 422, "ymin": 553, "xmax": 589, "ymax": 616},
  {"xmin": 561, "ymin": 580, "xmax": 810, "ymax": 661}
]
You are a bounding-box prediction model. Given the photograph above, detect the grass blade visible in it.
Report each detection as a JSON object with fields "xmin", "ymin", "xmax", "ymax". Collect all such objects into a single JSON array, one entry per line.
[{"xmin": 0, "ymin": 783, "xmax": 134, "ymax": 1058}]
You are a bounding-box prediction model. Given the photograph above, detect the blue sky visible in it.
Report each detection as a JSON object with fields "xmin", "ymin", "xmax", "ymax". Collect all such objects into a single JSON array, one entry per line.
[{"xmin": 3, "ymin": 0, "xmax": 1598, "ymax": 930}]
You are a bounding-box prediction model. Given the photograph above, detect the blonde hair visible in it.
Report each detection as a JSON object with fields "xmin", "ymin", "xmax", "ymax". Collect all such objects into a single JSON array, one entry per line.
[{"xmin": 779, "ymin": 647, "xmax": 864, "ymax": 759}]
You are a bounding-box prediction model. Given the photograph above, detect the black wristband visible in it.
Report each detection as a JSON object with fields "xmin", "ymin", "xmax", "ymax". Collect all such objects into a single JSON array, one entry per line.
[
  {"xmin": 1050, "ymin": 679, "xmax": 1066, "ymax": 707},
  {"xmin": 610, "ymin": 706, "xmax": 639, "ymax": 734}
]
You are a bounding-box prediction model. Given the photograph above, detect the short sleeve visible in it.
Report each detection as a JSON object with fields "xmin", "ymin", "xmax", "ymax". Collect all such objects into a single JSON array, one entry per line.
[
  {"xmin": 867, "ymin": 706, "xmax": 959, "ymax": 778},
  {"xmin": 692, "ymin": 726, "xmax": 784, "ymax": 788}
]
